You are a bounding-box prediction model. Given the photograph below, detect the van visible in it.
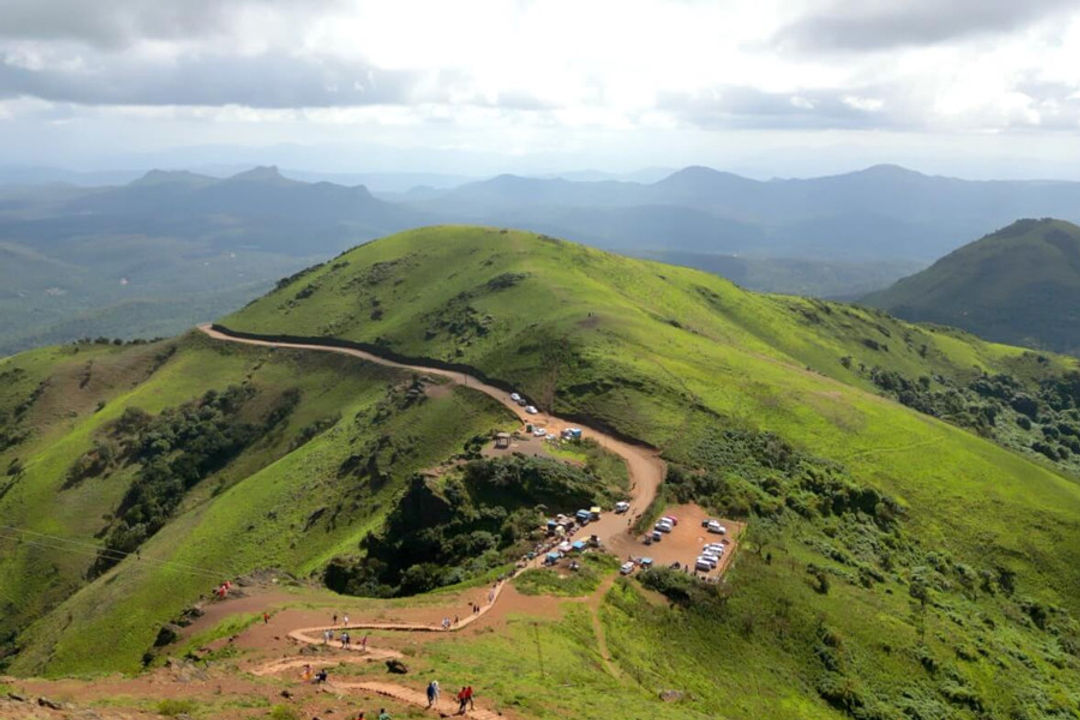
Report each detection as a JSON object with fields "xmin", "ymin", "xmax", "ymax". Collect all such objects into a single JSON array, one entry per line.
[
  {"xmin": 620, "ymin": 561, "xmax": 635, "ymax": 575},
  {"xmin": 695, "ymin": 558, "xmax": 714, "ymax": 572},
  {"xmin": 706, "ymin": 520, "xmax": 726, "ymax": 535}
]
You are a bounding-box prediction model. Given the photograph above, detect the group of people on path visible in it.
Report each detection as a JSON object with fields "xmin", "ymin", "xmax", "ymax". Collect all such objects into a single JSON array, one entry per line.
[
  {"xmin": 213, "ymin": 579, "xmax": 232, "ymax": 600},
  {"xmin": 427, "ymin": 680, "xmax": 476, "ymax": 715},
  {"xmin": 321, "ymin": 627, "xmax": 369, "ymax": 651}
]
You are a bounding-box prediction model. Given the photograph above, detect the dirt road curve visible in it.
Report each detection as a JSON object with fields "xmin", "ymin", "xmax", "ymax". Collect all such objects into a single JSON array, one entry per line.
[
  {"xmin": 197, "ymin": 324, "xmax": 666, "ymax": 539},
  {"xmin": 198, "ymin": 324, "xmax": 669, "ymax": 718}
]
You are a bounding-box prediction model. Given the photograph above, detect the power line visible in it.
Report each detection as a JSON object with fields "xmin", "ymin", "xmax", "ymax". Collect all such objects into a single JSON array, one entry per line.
[
  {"xmin": 0, "ymin": 531, "xmax": 225, "ymax": 582},
  {"xmin": 0, "ymin": 525, "xmax": 231, "ymax": 581}
]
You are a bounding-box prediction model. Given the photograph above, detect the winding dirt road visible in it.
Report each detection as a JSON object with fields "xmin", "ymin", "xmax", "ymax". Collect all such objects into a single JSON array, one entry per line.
[
  {"xmin": 198, "ymin": 324, "xmax": 666, "ymax": 532},
  {"xmin": 199, "ymin": 323, "xmax": 668, "ymax": 717}
]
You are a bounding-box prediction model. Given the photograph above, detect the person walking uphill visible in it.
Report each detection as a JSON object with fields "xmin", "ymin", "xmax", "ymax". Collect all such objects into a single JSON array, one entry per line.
[
  {"xmin": 426, "ymin": 680, "xmax": 440, "ymax": 708},
  {"xmin": 465, "ymin": 685, "xmax": 475, "ymax": 710},
  {"xmin": 456, "ymin": 686, "xmax": 468, "ymax": 715}
]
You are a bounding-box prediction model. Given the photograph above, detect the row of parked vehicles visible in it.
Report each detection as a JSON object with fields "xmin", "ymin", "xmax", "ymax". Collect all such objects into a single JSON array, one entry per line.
[
  {"xmin": 509, "ymin": 392, "xmax": 539, "ymax": 415},
  {"xmin": 695, "ymin": 541, "xmax": 727, "ymax": 572}
]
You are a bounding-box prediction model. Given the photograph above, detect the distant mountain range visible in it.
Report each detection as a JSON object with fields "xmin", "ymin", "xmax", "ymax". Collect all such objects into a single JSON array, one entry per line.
[
  {"xmin": 6, "ymin": 163, "xmax": 1080, "ymax": 354},
  {"xmin": 863, "ymin": 218, "xmax": 1080, "ymax": 355}
]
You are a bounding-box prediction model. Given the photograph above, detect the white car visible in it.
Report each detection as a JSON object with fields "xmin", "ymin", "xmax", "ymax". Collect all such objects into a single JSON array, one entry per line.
[
  {"xmin": 695, "ymin": 558, "xmax": 714, "ymax": 572},
  {"xmin": 525, "ymin": 405, "xmax": 539, "ymax": 414},
  {"xmin": 510, "ymin": 392, "xmax": 522, "ymax": 402},
  {"xmin": 619, "ymin": 561, "xmax": 635, "ymax": 575},
  {"xmin": 533, "ymin": 427, "xmax": 547, "ymax": 437},
  {"xmin": 703, "ymin": 543, "xmax": 725, "ymax": 555},
  {"xmin": 614, "ymin": 501, "xmax": 631, "ymax": 514},
  {"xmin": 706, "ymin": 520, "xmax": 727, "ymax": 535},
  {"xmin": 696, "ymin": 555, "xmax": 718, "ymax": 569},
  {"xmin": 654, "ymin": 520, "xmax": 673, "ymax": 534}
]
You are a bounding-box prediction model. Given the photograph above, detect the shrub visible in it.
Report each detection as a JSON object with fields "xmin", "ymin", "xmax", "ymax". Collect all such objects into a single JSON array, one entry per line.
[
  {"xmin": 269, "ymin": 705, "xmax": 300, "ymax": 720},
  {"xmin": 157, "ymin": 699, "xmax": 197, "ymax": 716}
]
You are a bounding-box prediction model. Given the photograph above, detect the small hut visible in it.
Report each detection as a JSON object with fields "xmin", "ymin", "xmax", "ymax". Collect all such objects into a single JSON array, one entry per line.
[{"xmin": 495, "ymin": 432, "xmax": 511, "ymax": 449}]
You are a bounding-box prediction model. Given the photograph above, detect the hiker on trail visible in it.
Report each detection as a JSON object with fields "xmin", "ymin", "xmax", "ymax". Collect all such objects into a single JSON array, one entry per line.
[
  {"xmin": 314, "ymin": 668, "xmax": 328, "ymax": 684},
  {"xmin": 361, "ymin": 634, "xmax": 368, "ymax": 652},
  {"xmin": 426, "ymin": 680, "xmax": 439, "ymax": 708},
  {"xmin": 465, "ymin": 685, "xmax": 475, "ymax": 710},
  {"xmin": 302, "ymin": 663, "xmax": 312, "ymax": 682},
  {"xmin": 333, "ymin": 613, "xmax": 338, "ymax": 625},
  {"xmin": 456, "ymin": 687, "xmax": 468, "ymax": 715},
  {"xmin": 341, "ymin": 632, "xmax": 350, "ymax": 649},
  {"xmin": 323, "ymin": 629, "xmax": 332, "ymax": 644},
  {"xmin": 263, "ymin": 612, "xmax": 270, "ymax": 624},
  {"xmin": 454, "ymin": 615, "xmax": 459, "ymax": 625},
  {"xmin": 377, "ymin": 709, "xmax": 391, "ymax": 720}
]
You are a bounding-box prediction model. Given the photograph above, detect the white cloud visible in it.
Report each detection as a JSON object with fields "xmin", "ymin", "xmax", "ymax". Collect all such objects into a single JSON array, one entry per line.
[{"xmin": 1, "ymin": 0, "xmax": 1080, "ymax": 174}]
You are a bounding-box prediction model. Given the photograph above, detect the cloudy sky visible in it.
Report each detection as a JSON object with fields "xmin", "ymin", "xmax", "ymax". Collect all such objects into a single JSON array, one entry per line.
[{"xmin": 1, "ymin": 0, "xmax": 1079, "ymax": 178}]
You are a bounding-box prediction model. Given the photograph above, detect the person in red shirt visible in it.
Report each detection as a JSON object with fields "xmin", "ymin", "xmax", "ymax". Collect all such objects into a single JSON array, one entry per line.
[
  {"xmin": 465, "ymin": 686, "xmax": 474, "ymax": 710},
  {"xmin": 456, "ymin": 687, "xmax": 468, "ymax": 715}
]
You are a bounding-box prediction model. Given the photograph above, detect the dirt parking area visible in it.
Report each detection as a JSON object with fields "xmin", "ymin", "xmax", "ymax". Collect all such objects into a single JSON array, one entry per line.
[{"xmin": 610, "ymin": 503, "xmax": 745, "ymax": 578}]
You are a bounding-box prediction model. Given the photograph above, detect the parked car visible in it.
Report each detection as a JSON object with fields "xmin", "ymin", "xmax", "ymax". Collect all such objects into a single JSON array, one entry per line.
[
  {"xmin": 589, "ymin": 506, "xmax": 601, "ymax": 520},
  {"xmin": 510, "ymin": 392, "xmax": 522, "ymax": 403},
  {"xmin": 703, "ymin": 543, "xmax": 725, "ymax": 554},
  {"xmin": 576, "ymin": 509, "xmax": 592, "ymax": 524},
  {"xmin": 661, "ymin": 515, "xmax": 679, "ymax": 526},
  {"xmin": 695, "ymin": 558, "xmax": 714, "ymax": 572},
  {"xmin": 533, "ymin": 427, "xmax": 547, "ymax": 437},
  {"xmin": 517, "ymin": 398, "xmax": 528, "ymax": 406},
  {"xmin": 640, "ymin": 557, "xmax": 654, "ymax": 568},
  {"xmin": 614, "ymin": 501, "xmax": 631, "ymax": 514},
  {"xmin": 525, "ymin": 405, "xmax": 539, "ymax": 414},
  {"xmin": 706, "ymin": 520, "xmax": 726, "ymax": 534},
  {"xmin": 701, "ymin": 517, "xmax": 716, "ymax": 528},
  {"xmin": 655, "ymin": 519, "xmax": 673, "ymax": 533},
  {"xmin": 651, "ymin": 529, "xmax": 662, "ymax": 542},
  {"xmin": 620, "ymin": 561, "xmax": 635, "ymax": 575},
  {"xmin": 696, "ymin": 555, "xmax": 718, "ymax": 569}
]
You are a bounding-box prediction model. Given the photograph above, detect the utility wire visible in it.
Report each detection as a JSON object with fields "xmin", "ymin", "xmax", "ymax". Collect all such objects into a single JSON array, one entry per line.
[{"xmin": 0, "ymin": 525, "xmax": 231, "ymax": 581}]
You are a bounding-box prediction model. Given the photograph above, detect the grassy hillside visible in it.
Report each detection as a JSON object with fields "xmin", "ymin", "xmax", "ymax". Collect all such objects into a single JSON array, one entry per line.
[
  {"xmin": 219, "ymin": 225, "xmax": 1080, "ymax": 718},
  {"xmin": 0, "ymin": 331, "xmax": 515, "ymax": 674},
  {"xmin": 864, "ymin": 218, "xmax": 1080, "ymax": 355}
]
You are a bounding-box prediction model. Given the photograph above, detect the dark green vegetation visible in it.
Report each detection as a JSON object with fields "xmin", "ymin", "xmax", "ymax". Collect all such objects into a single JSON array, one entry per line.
[
  {"xmin": 0, "ymin": 330, "xmax": 513, "ymax": 674},
  {"xmin": 853, "ymin": 353, "xmax": 1080, "ymax": 473},
  {"xmin": 865, "ymin": 218, "xmax": 1080, "ymax": 355},
  {"xmin": 324, "ymin": 455, "xmax": 625, "ymax": 597},
  {"xmin": 223, "ymin": 226, "xmax": 1080, "ymax": 719}
]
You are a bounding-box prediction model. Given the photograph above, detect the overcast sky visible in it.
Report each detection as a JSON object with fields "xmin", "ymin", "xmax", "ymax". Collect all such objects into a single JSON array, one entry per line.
[{"xmin": 1, "ymin": 0, "xmax": 1079, "ymax": 178}]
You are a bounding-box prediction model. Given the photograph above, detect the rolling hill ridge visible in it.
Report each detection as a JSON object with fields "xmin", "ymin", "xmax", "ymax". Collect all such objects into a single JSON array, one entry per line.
[
  {"xmin": 2, "ymin": 226, "xmax": 1080, "ymax": 719},
  {"xmin": 865, "ymin": 218, "xmax": 1080, "ymax": 355}
]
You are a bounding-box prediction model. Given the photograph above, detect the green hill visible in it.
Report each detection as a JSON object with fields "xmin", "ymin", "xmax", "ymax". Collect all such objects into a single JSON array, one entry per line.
[
  {"xmin": 3, "ymin": 225, "xmax": 1080, "ymax": 719},
  {"xmin": 864, "ymin": 218, "xmax": 1080, "ymax": 355}
]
